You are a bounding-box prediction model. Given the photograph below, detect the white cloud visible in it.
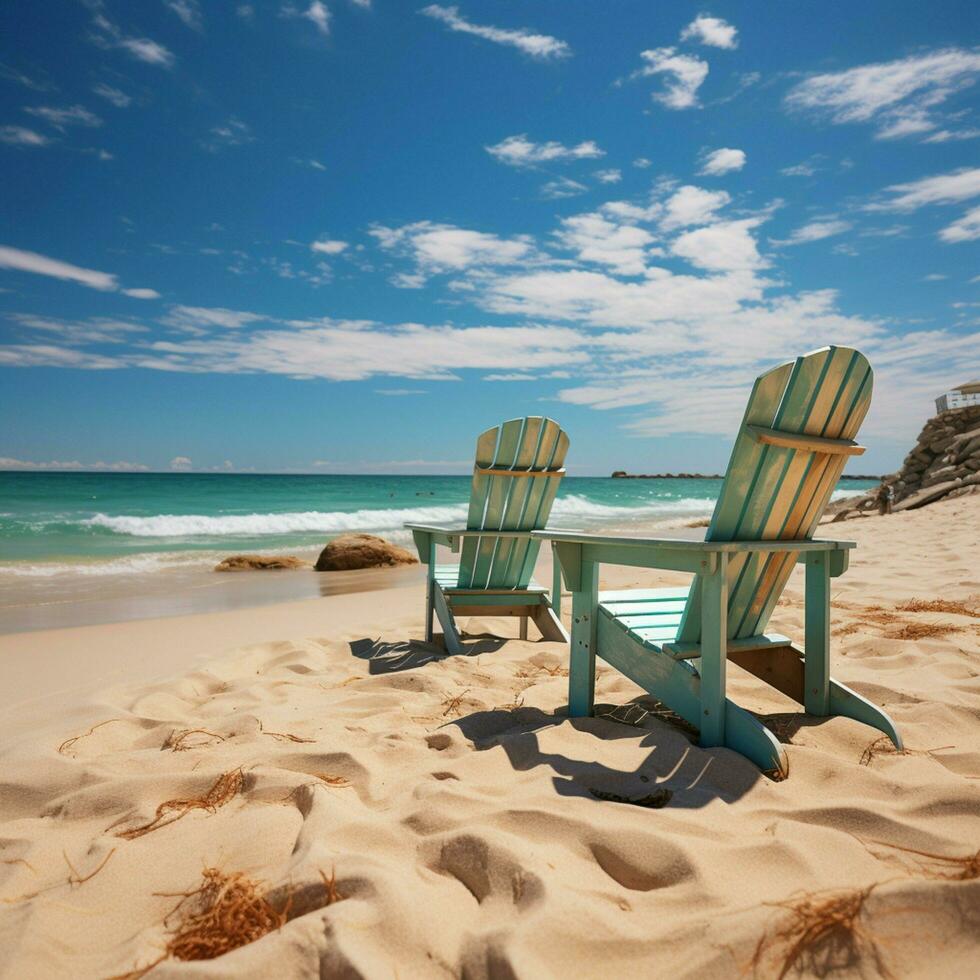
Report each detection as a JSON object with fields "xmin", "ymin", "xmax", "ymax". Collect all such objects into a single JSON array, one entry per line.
[
  {"xmin": 420, "ymin": 5, "xmax": 570, "ymax": 60},
  {"xmin": 771, "ymin": 219, "xmax": 852, "ymax": 246},
  {"xmin": 288, "ymin": 1, "xmax": 331, "ymax": 35},
  {"xmin": 784, "ymin": 48, "xmax": 980, "ymax": 141},
  {"xmin": 660, "ymin": 185, "xmax": 730, "ymax": 230},
  {"xmin": 780, "ymin": 160, "xmax": 819, "ymax": 178},
  {"xmin": 485, "ymin": 134, "xmax": 603, "ymax": 167},
  {"xmin": 635, "ymin": 47, "xmax": 708, "ymax": 110},
  {"xmin": 633, "ymin": 157, "xmax": 652, "ymax": 169},
  {"xmin": 24, "ymin": 105, "xmax": 102, "ymax": 129},
  {"xmin": 540, "ymin": 176, "xmax": 588, "ymax": 200},
  {"xmin": 0, "ymin": 457, "xmax": 149, "ymax": 472},
  {"xmin": 0, "ymin": 126, "xmax": 49, "ymax": 146},
  {"xmin": 92, "ymin": 82, "xmax": 132, "ymax": 108},
  {"xmin": 311, "ymin": 239, "xmax": 349, "ymax": 255},
  {"xmin": 482, "ymin": 373, "xmax": 536, "ymax": 381},
  {"xmin": 593, "ymin": 168, "xmax": 622, "ymax": 184},
  {"xmin": 123, "ymin": 288, "xmax": 161, "ymax": 299},
  {"xmin": 90, "ymin": 13, "xmax": 176, "ymax": 68},
  {"xmin": 671, "ymin": 218, "xmax": 765, "ymax": 271},
  {"xmin": 0, "ymin": 245, "xmax": 154, "ymax": 297},
  {"xmin": 940, "ymin": 205, "xmax": 980, "ymax": 243},
  {"xmin": 9, "ymin": 313, "xmax": 149, "ymax": 344},
  {"xmin": 554, "ymin": 212, "xmax": 655, "ymax": 276},
  {"xmin": 865, "ymin": 167, "xmax": 980, "ymax": 211},
  {"xmin": 293, "ymin": 157, "xmax": 326, "ymax": 170},
  {"xmin": 166, "ymin": 0, "xmax": 203, "ymax": 31},
  {"xmin": 164, "ymin": 306, "xmax": 266, "ymax": 330},
  {"xmin": 698, "ymin": 147, "xmax": 745, "ymax": 176},
  {"xmin": 170, "ymin": 456, "xmax": 193, "ymax": 470},
  {"xmin": 203, "ymin": 117, "xmax": 254, "ymax": 151},
  {"xmin": 372, "ymin": 221, "xmax": 534, "ymax": 280},
  {"xmin": 680, "ymin": 15, "xmax": 738, "ymax": 50}
]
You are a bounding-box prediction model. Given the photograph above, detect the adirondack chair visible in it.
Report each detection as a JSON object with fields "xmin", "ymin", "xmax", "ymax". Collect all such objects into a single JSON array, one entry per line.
[
  {"xmin": 406, "ymin": 417, "xmax": 570, "ymax": 654},
  {"xmin": 534, "ymin": 347, "xmax": 902, "ymax": 777}
]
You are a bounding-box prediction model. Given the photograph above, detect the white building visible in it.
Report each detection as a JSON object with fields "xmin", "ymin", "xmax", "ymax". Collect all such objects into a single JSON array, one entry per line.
[{"xmin": 935, "ymin": 380, "xmax": 980, "ymax": 413}]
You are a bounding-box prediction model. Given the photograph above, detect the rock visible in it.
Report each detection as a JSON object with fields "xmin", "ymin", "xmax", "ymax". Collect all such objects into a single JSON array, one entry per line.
[
  {"xmin": 314, "ymin": 533, "xmax": 417, "ymax": 571},
  {"xmin": 215, "ymin": 555, "xmax": 307, "ymax": 572},
  {"xmin": 893, "ymin": 480, "xmax": 961, "ymax": 512}
]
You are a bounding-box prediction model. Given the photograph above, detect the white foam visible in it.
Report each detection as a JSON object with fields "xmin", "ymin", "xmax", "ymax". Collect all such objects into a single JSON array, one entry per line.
[{"xmin": 78, "ymin": 495, "xmax": 717, "ymax": 539}]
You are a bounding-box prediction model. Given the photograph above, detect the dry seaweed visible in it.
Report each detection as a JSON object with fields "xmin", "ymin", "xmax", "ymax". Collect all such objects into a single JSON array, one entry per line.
[
  {"xmin": 58, "ymin": 719, "xmax": 123, "ymax": 756},
  {"xmin": 441, "ymin": 689, "xmax": 470, "ymax": 717},
  {"xmin": 883, "ymin": 621, "xmax": 964, "ymax": 640},
  {"xmin": 64, "ymin": 847, "xmax": 116, "ymax": 887},
  {"xmin": 751, "ymin": 884, "xmax": 892, "ymax": 980},
  {"xmin": 163, "ymin": 729, "xmax": 226, "ymax": 752},
  {"xmin": 863, "ymin": 840, "xmax": 980, "ymax": 881},
  {"xmin": 589, "ymin": 788, "xmax": 672, "ymax": 809},
  {"xmin": 115, "ymin": 769, "xmax": 244, "ymax": 840},
  {"xmin": 259, "ymin": 722, "xmax": 314, "ymax": 743},
  {"xmin": 896, "ymin": 598, "xmax": 979, "ymax": 618},
  {"xmin": 162, "ymin": 867, "xmax": 289, "ymax": 961}
]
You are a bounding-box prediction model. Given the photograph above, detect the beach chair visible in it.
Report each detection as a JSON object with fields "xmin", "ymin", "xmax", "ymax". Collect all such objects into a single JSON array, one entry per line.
[
  {"xmin": 534, "ymin": 347, "xmax": 902, "ymax": 777},
  {"xmin": 406, "ymin": 417, "xmax": 570, "ymax": 654}
]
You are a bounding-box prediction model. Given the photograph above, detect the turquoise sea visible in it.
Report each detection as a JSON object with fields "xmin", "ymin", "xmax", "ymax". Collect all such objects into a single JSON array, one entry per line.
[{"xmin": 0, "ymin": 472, "xmax": 878, "ymax": 579}]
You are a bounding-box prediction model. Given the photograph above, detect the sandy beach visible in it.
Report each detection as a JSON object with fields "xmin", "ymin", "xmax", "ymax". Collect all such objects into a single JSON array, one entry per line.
[{"xmin": 1, "ymin": 496, "xmax": 978, "ymax": 979}]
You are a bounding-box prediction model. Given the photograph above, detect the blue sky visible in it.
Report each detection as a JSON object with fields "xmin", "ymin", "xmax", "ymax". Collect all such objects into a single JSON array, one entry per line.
[{"xmin": 0, "ymin": 1, "xmax": 977, "ymax": 476}]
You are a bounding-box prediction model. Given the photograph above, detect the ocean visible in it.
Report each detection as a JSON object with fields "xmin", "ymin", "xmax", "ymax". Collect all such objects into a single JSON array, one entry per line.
[
  {"xmin": 0, "ymin": 472, "xmax": 877, "ymax": 631},
  {"xmin": 0, "ymin": 471, "xmax": 877, "ymax": 576}
]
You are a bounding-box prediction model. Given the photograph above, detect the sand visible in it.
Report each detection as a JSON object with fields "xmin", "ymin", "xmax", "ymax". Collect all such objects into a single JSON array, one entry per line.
[{"xmin": 1, "ymin": 496, "xmax": 978, "ymax": 979}]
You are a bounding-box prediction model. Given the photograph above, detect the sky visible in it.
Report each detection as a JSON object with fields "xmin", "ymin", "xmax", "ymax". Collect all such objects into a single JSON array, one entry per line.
[{"xmin": 0, "ymin": 1, "xmax": 978, "ymax": 477}]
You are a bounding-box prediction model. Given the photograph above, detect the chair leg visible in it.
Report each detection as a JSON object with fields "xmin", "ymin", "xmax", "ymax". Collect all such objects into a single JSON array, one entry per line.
[
  {"xmin": 804, "ymin": 552, "xmax": 831, "ymax": 715},
  {"xmin": 699, "ymin": 554, "xmax": 728, "ymax": 747},
  {"xmin": 568, "ymin": 559, "xmax": 599, "ymax": 717},
  {"xmin": 433, "ymin": 586, "xmax": 463, "ymax": 655},
  {"xmin": 519, "ymin": 616, "xmax": 528, "ymax": 641},
  {"xmin": 424, "ymin": 540, "xmax": 436, "ymax": 645}
]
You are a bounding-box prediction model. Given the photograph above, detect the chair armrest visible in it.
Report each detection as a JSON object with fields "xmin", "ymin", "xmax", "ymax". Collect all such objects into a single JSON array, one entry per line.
[
  {"xmin": 532, "ymin": 529, "xmax": 855, "ymax": 582},
  {"xmin": 406, "ymin": 524, "xmax": 536, "ymax": 558}
]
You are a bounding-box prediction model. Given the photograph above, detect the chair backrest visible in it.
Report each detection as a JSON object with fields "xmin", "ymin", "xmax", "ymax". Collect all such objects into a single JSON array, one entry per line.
[
  {"xmin": 457, "ymin": 417, "xmax": 569, "ymax": 590},
  {"xmin": 677, "ymin": 346, "xmax": 873, "ymax": 644}
]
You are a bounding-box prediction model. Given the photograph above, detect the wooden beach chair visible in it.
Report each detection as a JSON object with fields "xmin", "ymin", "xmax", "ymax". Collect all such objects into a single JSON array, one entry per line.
[
  {"xmin": 406, "ymin": 416, "xmax": 569, "ymax": 654},
  {"xmin": 534, "ymin": 347, "xmax": 902, "ymax": 777}
]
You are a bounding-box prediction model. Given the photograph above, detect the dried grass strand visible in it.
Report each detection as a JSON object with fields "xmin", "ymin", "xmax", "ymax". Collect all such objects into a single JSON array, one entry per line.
[
  {"xmin": 116, "ymin": 769, "xmax": 244, "ymax": 840},
  {"xmin": 752, "ymin": 884, "xmax": 892, "ymax": 980},
  {"xmin": 163, "ymin": 728, "xmax": 227, "ymax": 752},
  {"xmin": 58, "ymin": 719, "xmax": 122, "ymax": 756},
  {"xmin": 64, "ymin": 847, "xmax": 116, "ymax": 887}
]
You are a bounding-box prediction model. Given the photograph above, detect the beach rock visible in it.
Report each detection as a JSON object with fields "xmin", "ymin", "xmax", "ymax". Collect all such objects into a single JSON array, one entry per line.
[
  {"xmin": 215, "ymin": 555, "xmax": 308, "ymax": 571},
  {"xmin": 314, "ymin": 533, "xmax": 417, "ymax": 571},
  {"xmin": 825, "ymin": 404, "xmax": 980, "ymax": 520}
]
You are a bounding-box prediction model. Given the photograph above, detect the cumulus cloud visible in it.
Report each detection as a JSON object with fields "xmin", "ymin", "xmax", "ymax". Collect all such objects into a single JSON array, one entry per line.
[
  {"xmin": 169, "ymin": 456, "xmax": 193, "ymax": 470},
  {"xmin": 680, "ymin": 14, "xmax": 738, "ymax": 50},
  {"xmin": 554, "ymin": 212, "xmax": 655, "ymax": 276},
  {"xmin": 371, "ymin": 222, "xmax": 534, "ymax": 281},
  {"xmin": 485, "ymin": 134, "xmax": 603, "ymax": 167},
  {"xmin": 660, "ymin": 185, "xmax": 731, "ymax": 230},
  {"xmin": 421, "ymin": 5, "xmax": 570, "ymax": 59},
  {"xmin": 698, "ymin": 147, "xmax": 745, "ymax": 175},
  {"xmin": 784, "ymin": 48, "xmax": 980, "ymax": 141},
  {"xmin": 166, "ymin": 0, "xmax": 203, "ymax": 31},
  {"xmin": 311, "ymin": 239, "xmax": 349, "ymax": 255},
  {"xmin": 540, "ymin": 176, "xmax": 587, "ymax": 199},
  {"xmin": 634, "ymin": 47, "xmax": 709, "ymax": 109}
]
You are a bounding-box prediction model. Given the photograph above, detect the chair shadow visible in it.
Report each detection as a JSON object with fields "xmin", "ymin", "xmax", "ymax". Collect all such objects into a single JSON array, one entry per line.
[
  {"xmin": 348, "ymin": 633, "xmax": 508, "ymax": 675},
  {"xmin": 448, "ymin": 694, "xmax": 763, "ymax": 809}
]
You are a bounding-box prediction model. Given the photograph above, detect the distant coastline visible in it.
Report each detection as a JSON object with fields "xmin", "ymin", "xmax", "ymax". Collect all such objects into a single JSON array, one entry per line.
[{"xmin": 610, "ymin": 471, "xmax": 883, "ymax": 480}]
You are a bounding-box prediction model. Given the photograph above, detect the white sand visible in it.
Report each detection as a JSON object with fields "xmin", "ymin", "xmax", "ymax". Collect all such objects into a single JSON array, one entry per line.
[{"xmin": 1, "ymin": 497, "xmax": 978, "ymax": 978}]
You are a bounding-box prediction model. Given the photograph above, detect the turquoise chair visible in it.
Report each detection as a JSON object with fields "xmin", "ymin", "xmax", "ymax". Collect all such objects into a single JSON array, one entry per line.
[
  {"xmin": 407, "ymin": 417, "xmax": 569, "ymax": 653},
  {"xmin": 534, "ymin": 347, "xmax": 902, "ymax": 777}
]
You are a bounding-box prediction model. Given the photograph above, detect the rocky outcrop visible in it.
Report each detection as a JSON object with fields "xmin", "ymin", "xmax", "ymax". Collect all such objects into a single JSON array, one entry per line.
[
  {"xmin": 215, "ymin": 555, "xmax": 308, "ymax": 571},
  {"xmin": 314, "ymin": 533, "xmax": 417, "ymax": 571},
  {"xmin": 828, "ymin": 405, "xmax": 980, "ymax": 521}
]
